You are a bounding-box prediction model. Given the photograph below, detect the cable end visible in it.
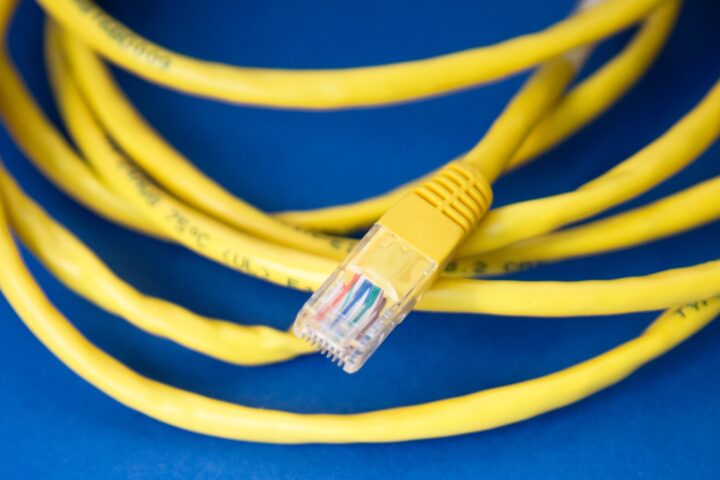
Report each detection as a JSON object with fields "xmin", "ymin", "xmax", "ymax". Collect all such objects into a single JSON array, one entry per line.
[
  {"xmin": 292, "ymin": 224, "xmax": 437, "ymax": 373},
  {"xmin": 293, "ymin": 161, "xmax": 491, "ymax": 373}
]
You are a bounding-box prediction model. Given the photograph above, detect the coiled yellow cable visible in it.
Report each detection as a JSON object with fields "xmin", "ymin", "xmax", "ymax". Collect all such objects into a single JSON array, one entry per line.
[{"xmin": 0, "ymin": 0, "xmax": 718, "ymax": 443}]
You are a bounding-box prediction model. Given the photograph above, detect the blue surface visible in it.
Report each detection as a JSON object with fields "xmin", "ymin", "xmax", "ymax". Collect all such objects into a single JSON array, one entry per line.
[{"xmin": 0, "ymin": 0, "xmax": 719, "ymax": 478}]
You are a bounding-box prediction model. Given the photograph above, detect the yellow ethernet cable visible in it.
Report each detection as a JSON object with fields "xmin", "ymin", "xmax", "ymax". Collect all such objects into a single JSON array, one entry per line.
[{"xmin": 0, "ymin": 0, "xmax": 718, "ymax": 444}]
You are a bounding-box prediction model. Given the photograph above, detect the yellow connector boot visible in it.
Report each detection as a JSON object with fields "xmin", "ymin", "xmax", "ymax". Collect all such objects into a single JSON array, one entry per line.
[{"xmin": 293, "ymin": 161, "xmax": 492, "ymax": 372}]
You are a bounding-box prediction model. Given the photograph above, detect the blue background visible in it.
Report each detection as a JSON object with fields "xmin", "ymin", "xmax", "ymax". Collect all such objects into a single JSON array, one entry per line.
[{"xmin": 1, "ymin": 0, "xmax": 719, "ymax": 478}]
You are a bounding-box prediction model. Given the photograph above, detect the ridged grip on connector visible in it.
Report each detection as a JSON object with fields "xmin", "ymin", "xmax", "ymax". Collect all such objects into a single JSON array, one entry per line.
[
  {"xmin": 414, "ymin": 162, "xmax": 493, "ymax": 234},
  {"xmin": 377, "ymin": 161, "xmax": 492, "ymax": 263}
]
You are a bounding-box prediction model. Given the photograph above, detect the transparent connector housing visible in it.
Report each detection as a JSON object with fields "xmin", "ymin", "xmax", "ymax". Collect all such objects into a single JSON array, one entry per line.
[{"xmin": 293, "ymin": 224, "xmax": 438, "ymax": 373}]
